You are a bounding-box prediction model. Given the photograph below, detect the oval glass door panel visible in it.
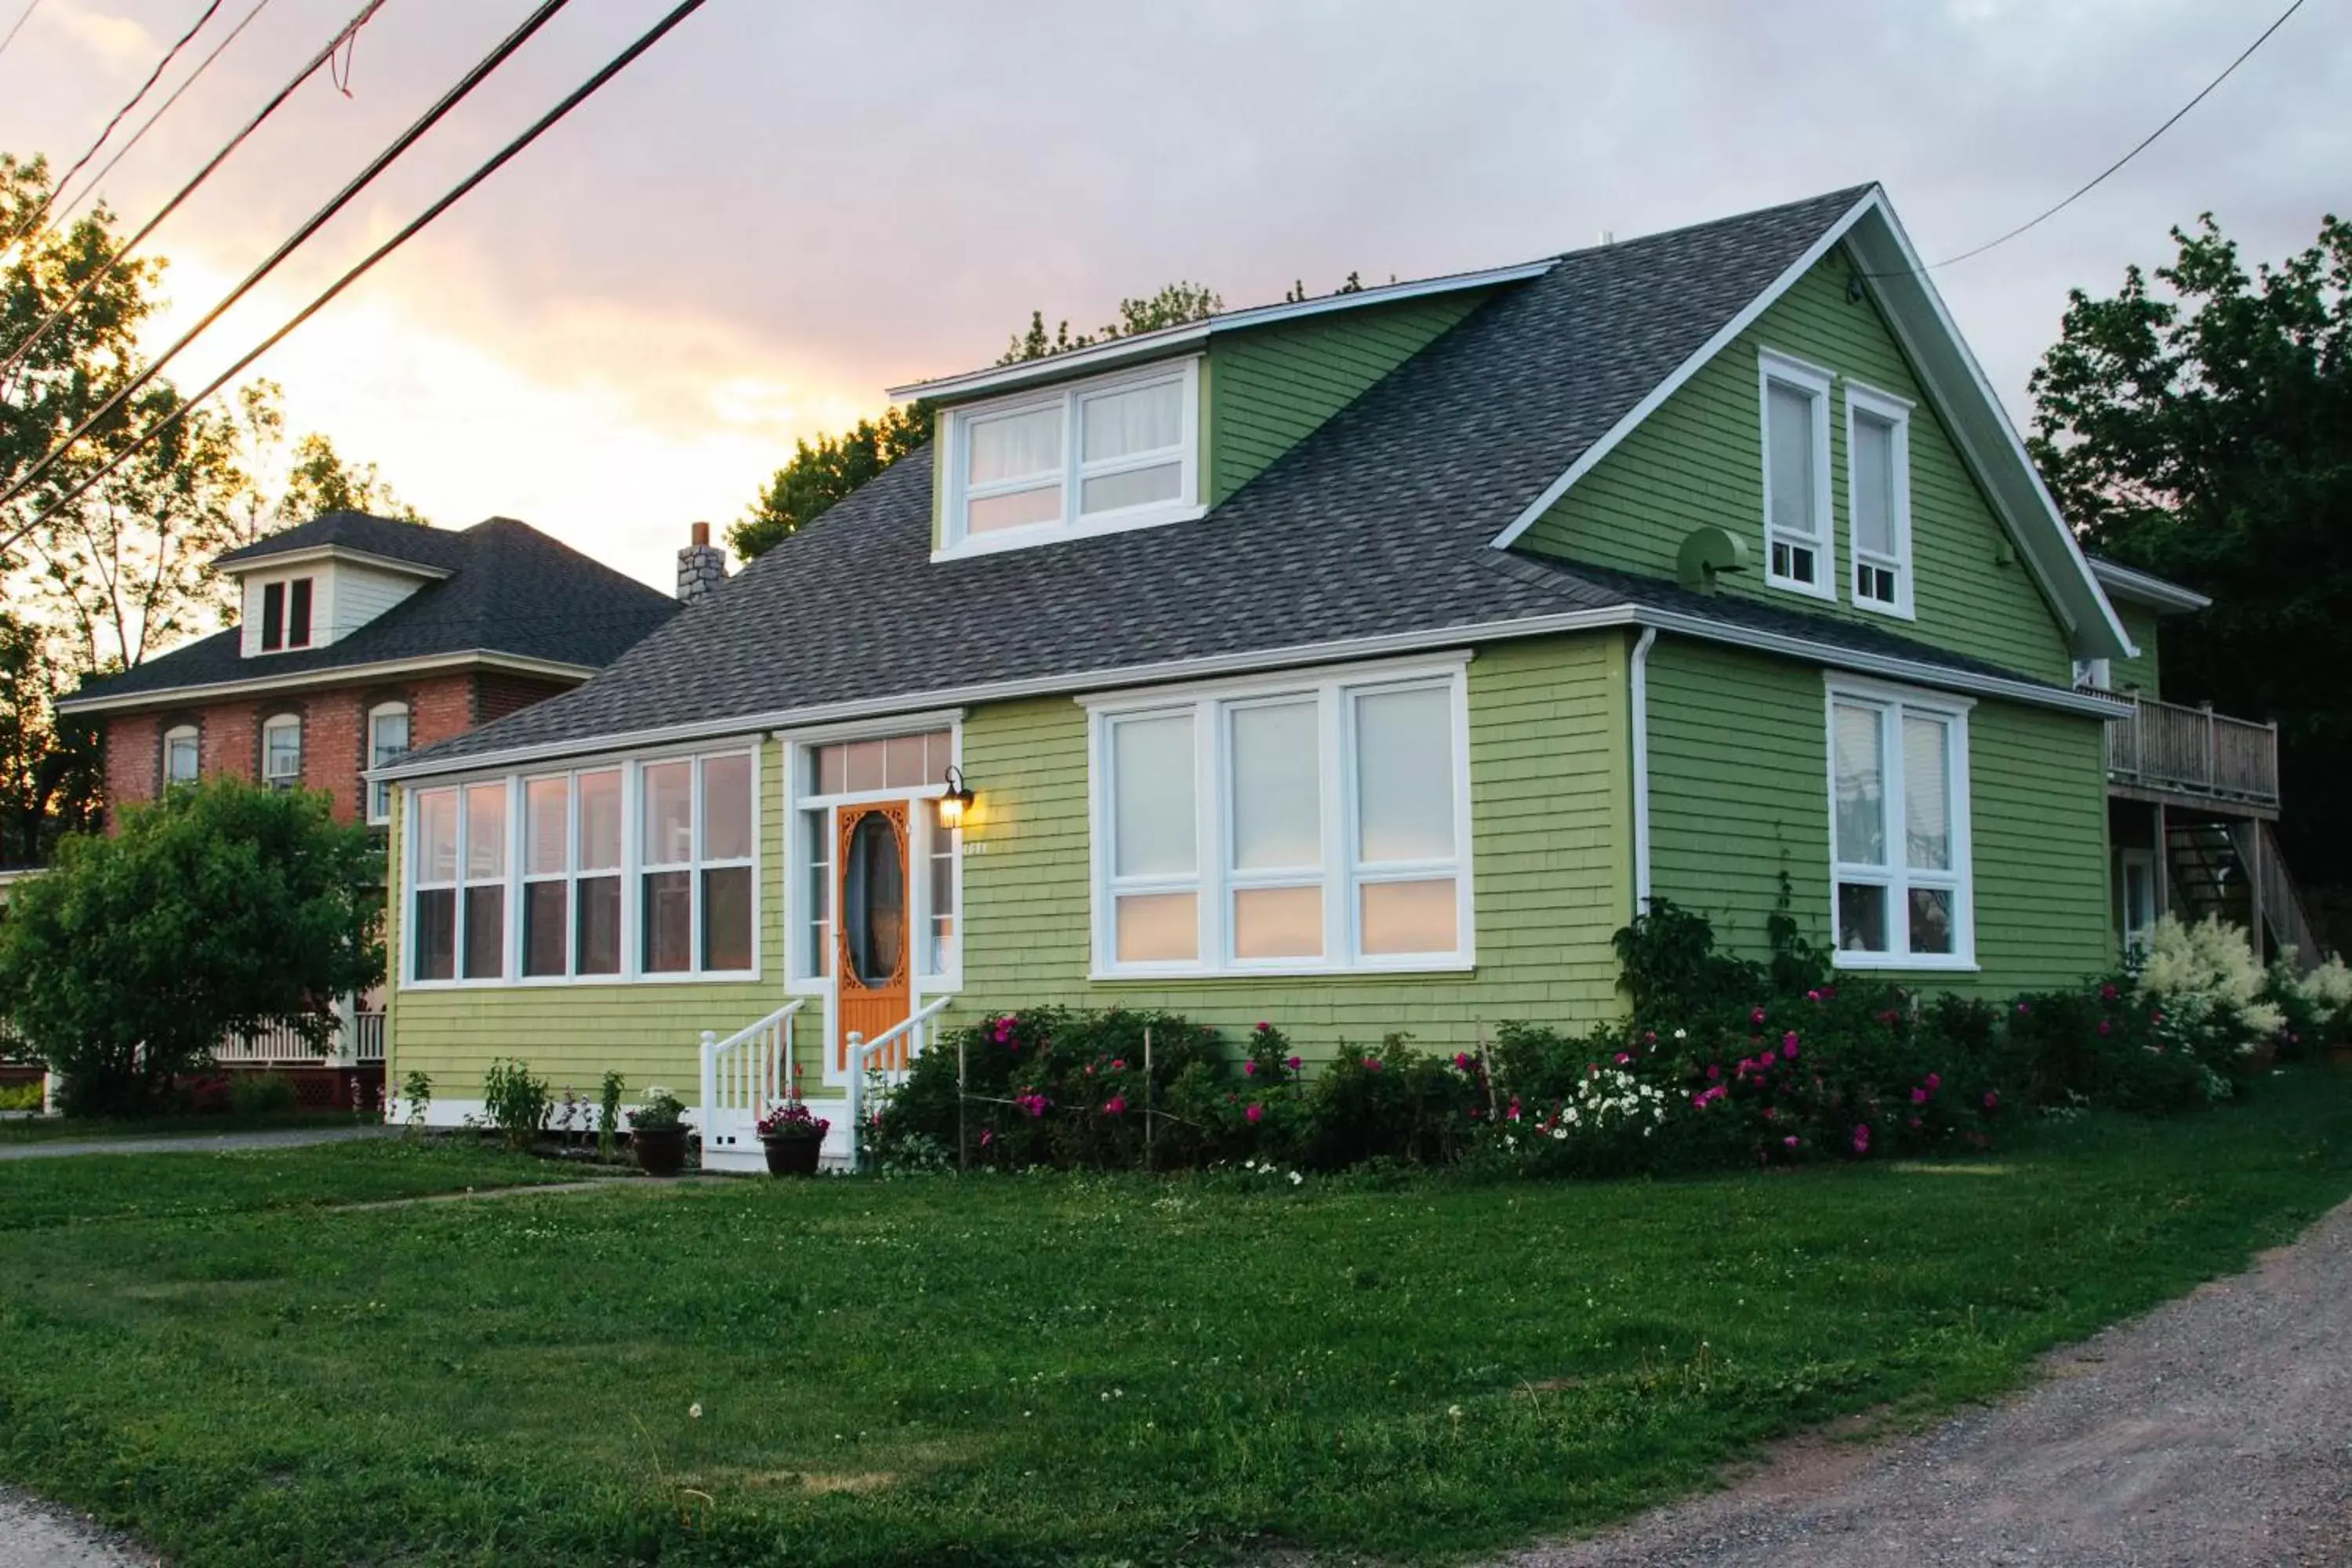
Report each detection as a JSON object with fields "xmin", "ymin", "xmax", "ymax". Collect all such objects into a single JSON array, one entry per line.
[{"xmin": 842, "ymin": 812, "xmax": 906, "ymax": 985}]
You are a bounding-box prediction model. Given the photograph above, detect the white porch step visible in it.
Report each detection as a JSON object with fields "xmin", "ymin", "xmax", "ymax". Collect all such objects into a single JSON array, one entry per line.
[{"xmin": 697, "ymin": 1100, "xmax": 853, "ymax": 1174}]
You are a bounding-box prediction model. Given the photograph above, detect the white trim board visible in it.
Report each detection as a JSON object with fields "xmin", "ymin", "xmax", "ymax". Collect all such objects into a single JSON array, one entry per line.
[
  {"xmin": 379, "ymin": 604, "xmax": 2124, "ymax": 786},
  {"xmin": 1486, "ymin": 187, "xmax": 2133, "ymax": 663},
  {"xmin": 56, "ymin": 650, "xmax": 598, "ymax": 716},
  {"xmin": 886, "ymin": 260, "xmax": 1555, "ymax": 403}
]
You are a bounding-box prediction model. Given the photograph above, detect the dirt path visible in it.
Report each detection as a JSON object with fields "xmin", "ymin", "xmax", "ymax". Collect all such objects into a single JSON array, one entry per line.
[
  {"xmin": 1504, "ymin": 1199, "xmax": 2352, "ymax": 1568},
  {"xmin": 0, "ymin": 1490, "xmax": 151, "ymax": 1567}
]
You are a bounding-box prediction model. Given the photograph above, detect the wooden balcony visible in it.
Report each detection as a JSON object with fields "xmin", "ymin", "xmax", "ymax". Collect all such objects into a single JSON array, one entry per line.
[{"xmin": 2106, "ymin": 695, "xmax": 2279, "ymax": 814}]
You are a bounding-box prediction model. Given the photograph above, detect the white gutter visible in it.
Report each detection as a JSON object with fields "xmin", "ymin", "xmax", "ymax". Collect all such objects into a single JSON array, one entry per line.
[
  {"xmin": 214, "ymin": 543, "xmax": 454, "ymax": 581},
  {"xmin": 884, "ymin": 260, "xmax": 1555, "ymax": 402},
  {"xmin": 1629, "ymin": 626, "xmax": 1657, "ymax": 916},
  {"xmin": 56, "ymin": 650, "xmax": 600, "ymax": 716},
  {"xmin": 2087, "ymin": 557, "xmax": 2212, "ymax": 614},
  {"xmin": 375, "ymin": 602, "xmax": 2123, "ymax": 786}
]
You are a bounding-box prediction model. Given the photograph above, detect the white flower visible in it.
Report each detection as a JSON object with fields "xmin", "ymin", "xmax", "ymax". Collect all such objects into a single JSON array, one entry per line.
[
  {"xmin": 688, "ymin": 1403, "xmax": 702, "ymax": 1419},
  {"xmin": 1673, "ymin": 1028, "xmax": 1688, "ymax": 1040},
  {"xmin": 1287, "ymin": 1171, "xmax": 1302, "ymax": 1185}
]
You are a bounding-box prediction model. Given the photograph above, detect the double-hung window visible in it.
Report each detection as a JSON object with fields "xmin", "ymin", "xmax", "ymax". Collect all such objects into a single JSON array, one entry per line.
[
  {"xmin": 461, "ymin": 782, "xmax": 507, "ymax": 980},
  {"xmin": 256, "ymin": 577, "xmax": 314, "ymax": 652},
  {"xmin": 1846, "ymin": 383, "xmax": 1913, "ymax": 614},
  {"xmin": 1828, "ymin": 681, "xmax": 1973, "ymax": 968},
  {"xmin": 638, "ymin": 753, "xmax": 754, "ymax": 976},
  {"xmin": 412, "ymin": 788, "xmax": 460, "ymax": 981},
  {"xmin": 1089, "ymin": 660, "xmax": 1472, "ymax": 976},
  {"xmin": 1760, "ymin": 351, "xmax": 1834, "ymax": 597},
  {"xmin": 262, "ymin": 714, "xmax": 303, "ymax": 789},
  {"xmin": 163, "ymin": 725, "xmax": 199, "ymax": 786},
  {"xmin": 368, "ymin": 704, "xmax": 409, "ymax": 823},
  {"xmin": 943, "ymin": 359, "xmax": 1200, "ymax": 554}
]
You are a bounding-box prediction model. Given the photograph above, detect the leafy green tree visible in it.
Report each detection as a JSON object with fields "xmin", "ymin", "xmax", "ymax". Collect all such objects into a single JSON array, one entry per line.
[
  {"xmin": 225, "ymin": 381, "xmax": 424, "ymax": 544},
  {"xmin": 0, "ymin": 611, "xmax": 99, "ymax": 866},
  {"xmin": 730, "ymin": 282, "xmax": 1226, "ymax": 561},
  {"xmin": 2030, "ymin": 212, "xmax": 2352, "ymax": 899},
  {"xmin": 0, "ymin": 779, "xmax": 383, "ymax": 1115}
]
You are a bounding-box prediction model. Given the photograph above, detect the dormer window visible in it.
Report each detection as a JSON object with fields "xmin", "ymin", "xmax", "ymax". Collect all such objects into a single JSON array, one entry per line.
[
  {"xmin": 257, "ymin": 577, "xmax": 314, "ymax": 652},
  {"xmin": 940, "ymin": 358, "xmax": 1201, "ymax": 557}
]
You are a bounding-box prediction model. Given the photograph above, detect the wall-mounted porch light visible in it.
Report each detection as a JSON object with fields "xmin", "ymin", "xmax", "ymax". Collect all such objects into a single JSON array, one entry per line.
[{"xmin": 937, "ymin": 765, "xmax": 976, "ymax": 829}]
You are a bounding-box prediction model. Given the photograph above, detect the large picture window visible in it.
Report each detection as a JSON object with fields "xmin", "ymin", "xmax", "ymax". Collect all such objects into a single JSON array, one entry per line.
[
  {"xmin": 1828, "ymin": 682, "xmax": 1973, "ymax": 969},
  {"xmin": 1760, "ymin": 350, "xmax": 1834, "ymax": 598},
  {"xmin": 1088, "ymin": 662, "xmax": 1472, "ymax": 977},
  {"xmin": 942, "ymin": 359, "xmax": 1200, "ymax": 556},
  {"xmin": 403, "ymin": 750, "xmax": 755, "ymax": 988}
]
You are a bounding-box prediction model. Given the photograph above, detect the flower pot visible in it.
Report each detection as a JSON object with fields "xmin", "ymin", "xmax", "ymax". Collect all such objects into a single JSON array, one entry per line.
[
  {"xmin": 761, "ymin": 1132, "xmax": 823, "ymax": 1176},
  {"xmin": 633, "ymin": 1125, "xmax": 689, "ymax": 1177}
]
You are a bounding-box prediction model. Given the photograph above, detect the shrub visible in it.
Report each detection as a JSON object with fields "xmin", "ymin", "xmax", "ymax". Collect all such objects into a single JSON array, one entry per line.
[
  {"xmin": 2133, "ymin": 915, "xmax": 2281, "ymax": 1082},
  {"xmin": 1298, "ymin": 1037, "xmax": 1481, "ymax": 1170},
  {"xmin": 0, "ymin": 1080, "xmax": 43, "ymax": 1112},
  {"xmin": 1998, "ymin": 985, "xmax": 2220, "ymax": 1112},
  {"xmin": 2290, "ymin": 956, "xmax": 2352, "ymax": 1049},
  {"xmin": 628, "ymin": 1087, "xmax": 688, "ymax": 1134},
  {"xmin": 481, "ymin": 1058, "xmax": 552, "ymax": 1150},
  {"xmin": 227, "ymin": 1073, "xmax": 298, "ymax": 1116}
]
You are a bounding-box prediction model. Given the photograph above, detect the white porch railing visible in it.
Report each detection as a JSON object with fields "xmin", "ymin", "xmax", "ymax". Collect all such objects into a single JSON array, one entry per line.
[
  {"xmin": 843, "ymin": 996, "xmax": 954, "ymax": 1174},
  {"xmin": 212, "ymin": 1011, "xmax": 386, "ymax": 1067},
  {"xmin": 698, "ymin": 1000, "xmax": 808, "ymax": 1165}
]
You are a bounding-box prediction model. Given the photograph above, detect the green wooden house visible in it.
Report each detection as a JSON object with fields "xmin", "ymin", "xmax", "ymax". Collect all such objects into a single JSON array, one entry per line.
[{"xmin": 372, "ymin": 184, "xmax": 2296, "ymax": 1167}]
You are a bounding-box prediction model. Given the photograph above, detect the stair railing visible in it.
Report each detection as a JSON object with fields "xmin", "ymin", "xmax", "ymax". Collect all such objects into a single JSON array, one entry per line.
[
  {"xmin": 699, "ymin": 999, "xmax": 808, "ymax": 1145},
  {"xmin": 842, "ymin": 996, "xmax": 954, "ymax": 1174}
]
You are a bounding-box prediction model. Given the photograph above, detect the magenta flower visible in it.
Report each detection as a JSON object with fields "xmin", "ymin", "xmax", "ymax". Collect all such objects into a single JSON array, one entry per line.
[
  {"xmin": 1925, "ymin": 1073, "xmax": 1940, "ymax": 1091},
  {"xmin": 1243, "ymin": 1060, "xmax": 1258, "ymax": 1077},
  {"xmin": 1805, "ymin": 989, "xmax": 1823, "ymax": 1003},
  {"xmin": 1706, "ymin": 1063, "xmax": 1721, "ymax": 1081},
  {"xmin": 1110, "ymin": 1058, "xmax": 1125, "ymax": 1071},
  {"xmin": 2098, "ymin": 1020, "xmax": 2113, "ymax": 1036},
  {"xmin": 2016, "ymin": 1001, "xmax": 2031, "ymax": 1015},
  {"xmin": 1365, "ymin": 1058, "xmax": 1383, "ymax": 1073},
  {"xmin": 1255, "ymin": 1021, "xmax": 1272, "ymax": 1033},
  {"xmin": 980, "ymin": 1128, "xmax": 994, "ymax": 1147},
  {"xmin": 1783, "ymin": 1134, "xmax": 1799, "ymax": 1149},
  {"xmin": 1452, "ymin": 1051, "xmax": 1474, "ymax": 1073},
  {"xmin": 1782, "ymin": 1039, "xmax": 1799, "ymax": 1061},
  {"xmin": 1287, "ymin": 1054, "xmax": 1301, "ymax": 1071},
  {"xmin": 1102, "ymin": 1094, "xmax": 1127, "ymax": 1116},
  {"xmin": 2100, "ymin": 983, "xmax": 2119, "ymax": 1001},
  {"xmin": 1614, "ymin": 1051, "xmax": 1632, "ymax": 1065},
  {"xmin": 1911, "ymin": 1087, "xmax": 1928, "ymax": 1104},
  {"xmin": 1852, "ymin": 1123, "xmax": 1871, "ymax": 1154},
  {"xmin": 1983, "ymin": 1090, "xmax": 1999, "ymax": 1109},
  {"xmin": 1245, "ymin": 1103, "xmax": 1264, "ymax": 1123},
  {"xmin": 1751, "ymin": 1007, "xmax": 1768, "ymax": 1025}
]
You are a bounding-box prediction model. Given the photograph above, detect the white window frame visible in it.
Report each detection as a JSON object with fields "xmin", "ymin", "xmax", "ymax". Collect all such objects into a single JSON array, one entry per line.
[
  {"xmin": 1759, "ymin": 349, "xmax": 1836, "ymax": 601},
  {"xmin": 367, "ymin": 702, "xmax": 409, "ymax": 824},
  {"xmin": 408, "ymin": 785, "xmax": 461, "ymax": 983},
  {"xmin": 458, "ymin": 779, "xmax": 511, "ymax": 982},
  {"xmin": 398, "ymin": 747, "xmax": 760, "ymax": 991},
  {"xmin": 261, "ymin": 713, "xmax": 303, "ymax": 789},
  {"xmin": 2073, "ymin": 657, "xmax": 2113, "ymax": 692},
  {"xmin": 162, "ymin": 724, "xmax": 199, "ymax": 786},
  {"xmin": 1082, "ymin": 655, "xmax": 1475, "ymax": 980},
  {"xmin": 1843, "ymin": 380, "xmax": 1915, "ymax": 618},
  {"xmin": 1824, "ymin": 677, "xmax": 1976, "ymax": 971},
  {"xmin": 781, "ymin": 717, "xmax": 964, "ymax": 998},
  {"xmin": 936, "ymin": 357, "xmax": 1203, "ymax": 561},
  {"xmin": 2119, "ymin": 847, "xmax": 2158, "ymax": 959}
]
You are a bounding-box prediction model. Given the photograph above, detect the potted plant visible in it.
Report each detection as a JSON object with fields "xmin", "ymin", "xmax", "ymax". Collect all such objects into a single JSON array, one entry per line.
[
  {"xmin": 755, "ymin": 1094, "xmax": 829, "ymax": 1177},
  {"xmin": 629, "ymin": 1087, "xmax": 691, "ymax": 1177}
]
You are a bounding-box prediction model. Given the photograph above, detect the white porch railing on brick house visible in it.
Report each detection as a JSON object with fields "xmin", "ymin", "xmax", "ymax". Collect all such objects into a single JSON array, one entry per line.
[{"xmin": 211, "ymin": 1011, "xmax": 387, "ymax": 1067}]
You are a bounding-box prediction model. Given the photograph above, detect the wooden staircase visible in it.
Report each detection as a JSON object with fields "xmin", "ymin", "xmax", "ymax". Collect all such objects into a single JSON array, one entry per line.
[{"xmin": 2163, "ymin": 818, "xmax": 2325, "ymax": 971}]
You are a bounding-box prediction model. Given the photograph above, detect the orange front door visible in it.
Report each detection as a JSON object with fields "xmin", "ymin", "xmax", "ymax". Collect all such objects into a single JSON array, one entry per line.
[{"xmin": 835, "ymin": 802, "xmax": 912, "ymax": 1073}]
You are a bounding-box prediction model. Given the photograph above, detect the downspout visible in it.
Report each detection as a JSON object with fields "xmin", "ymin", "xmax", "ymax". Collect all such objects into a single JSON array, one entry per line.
[{"xmin": 1630, "ymin": 626, "xmax": 1657, "ymax": 917}]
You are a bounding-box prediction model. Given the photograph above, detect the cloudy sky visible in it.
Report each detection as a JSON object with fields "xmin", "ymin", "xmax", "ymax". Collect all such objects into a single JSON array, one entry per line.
[{"xmin": 0, "ymin": 0, "xmax": 2343, "ymax": 592}]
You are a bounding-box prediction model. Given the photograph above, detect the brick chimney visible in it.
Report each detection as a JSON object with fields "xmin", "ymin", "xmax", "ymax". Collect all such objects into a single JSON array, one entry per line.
[{"xmin": 676, "ymin": 521, "xmax": 728, "ymax": 606}]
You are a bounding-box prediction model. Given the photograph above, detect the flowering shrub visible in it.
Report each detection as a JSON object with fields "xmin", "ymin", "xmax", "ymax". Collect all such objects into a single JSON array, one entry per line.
[
  {"xmin": 2270, "ymin": 954, "xmax": 2352, "ymax": 1058},
  {"xmin": 2132, "ymin": 915, "xmax": 2283, "ymax": 1080},
  {"xmin": 1295, "ymin": 1036, "xmax": 1481, "ymax": 1170}
]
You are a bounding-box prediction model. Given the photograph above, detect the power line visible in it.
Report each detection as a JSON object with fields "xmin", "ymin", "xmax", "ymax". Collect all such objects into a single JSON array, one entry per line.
[
  {"xmin": 0, "ymin": 0, "xmax": 715, "ymax": 557},
  {"xmin": 3, "ymin": 2, "xmax": 227, "ymax": 250},
  {"xmin": 48, "ymin": 0, "xmax": 274, "ymax": 233},
  {"xmin": 0, "ymin": 0, "xmax": 42, "ymax": 67},
  {"xmin": 1923, "ymin": 0, "xmax": 2310, "ymax": 272},
  {"xmin": 0, "ymin": 1, "xmax": 386, "ymax": 389},
  {"xmin": 0, "ymin": 0, "xmax": 576, "ymax": 511}
]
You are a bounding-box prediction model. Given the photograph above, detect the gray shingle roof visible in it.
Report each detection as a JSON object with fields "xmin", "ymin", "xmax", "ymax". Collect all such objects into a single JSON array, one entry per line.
[
  {"xmin": 397, "ymin": 185, "xmax": 2078, "ymax": 771},
  {"xmin": 65, "ymin": 517, "xmax": 678, "ymax": 710},
  {"xmin": 210, "ymin": 509, "xmax": 473, "ymax": 572}
]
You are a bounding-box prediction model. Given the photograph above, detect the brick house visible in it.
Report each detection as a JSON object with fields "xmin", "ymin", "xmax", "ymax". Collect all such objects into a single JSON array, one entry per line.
[{"xmin": 47, "ymin": 510, "xmax": 695, "ymax": 1102}]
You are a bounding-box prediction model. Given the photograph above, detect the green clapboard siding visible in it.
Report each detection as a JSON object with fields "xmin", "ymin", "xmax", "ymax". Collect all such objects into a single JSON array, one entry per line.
[
  {"xmin": 1205, "ymin": 292, "xmax": 1488, "ymax": 506},
  {"xmin": 2112, "ymin": 603, "xmax": 2161, "ymax": 697},
  {"xmin": 1645, "ymin": 636, "xmax": 2114, "ymax": 994},
  {"xmin": 1519, "ymin": 248, "xmax": 2077, "ymax": 687},
  {"xmin": 956, "ymin": 634, "xmax": 1633, "ymax": 1054},
  {"xmin": 386, "ymin": 742, "xmax": 792, "ymax": 1105}
]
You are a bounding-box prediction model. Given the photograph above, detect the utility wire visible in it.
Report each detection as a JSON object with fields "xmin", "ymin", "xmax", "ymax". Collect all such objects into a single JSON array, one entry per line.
[
  {"xmin": 0, "ymin": 0, "xmax": 575, "ymax": 512},
  {"xmin": 0, "ymin": 0, "xmax": 714, "ymax": 557},
  {"xmin": 47, "ymin": 0, "xmax": 274, "ymax": 233},
  {"xmin": 1921, "ymin": 0, "xmax": 2309, "ymax": 272},
  {"xmin": 0, "ymin": 1, "xmax": 386, "ymax": 388},
  {"xmin": 0, "ymin": 0, "xmax": 43, "ymax": 67},
  {"xmin": 3, "ymin": 1, "xmax": 227, "ymax": 250},
  {"xmin": 0, "ymin": 1, "xmax": 381, "ymax": 387}
]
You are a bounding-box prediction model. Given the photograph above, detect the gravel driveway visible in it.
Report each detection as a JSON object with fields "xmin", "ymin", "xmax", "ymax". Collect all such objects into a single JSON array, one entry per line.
[
  {"xmin": 1505, "ymin": 1197, "xmax": 2352, "ymax": 1568},
  {"xmin": 0, "ymin": 1490, "xmax": 151, "ymax": 1567}
]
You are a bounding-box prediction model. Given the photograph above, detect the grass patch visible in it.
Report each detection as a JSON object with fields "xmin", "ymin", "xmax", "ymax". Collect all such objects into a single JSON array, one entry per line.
[
  {"xmin": 0, "ymin": 1109, "xmax": 372, "ymax": 1144},
  {"xmin": 0, "ymin": 1075, "xmax": 2348, "ymax": 1566}
]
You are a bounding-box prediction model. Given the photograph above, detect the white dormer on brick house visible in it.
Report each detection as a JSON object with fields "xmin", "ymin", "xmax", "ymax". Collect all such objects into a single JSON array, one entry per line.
[{"xmin": 230, "ymin": 542, "xmax": 455, "ymax": 657}]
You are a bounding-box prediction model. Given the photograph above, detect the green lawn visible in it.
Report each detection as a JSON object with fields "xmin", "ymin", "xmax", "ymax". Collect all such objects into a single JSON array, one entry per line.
[{"xmin": 2, "ymin": 1076, "xmax": 2349, "ymax": 1567}]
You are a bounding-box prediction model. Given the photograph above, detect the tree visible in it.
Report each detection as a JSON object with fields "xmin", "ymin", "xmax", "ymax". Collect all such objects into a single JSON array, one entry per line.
[
  {"xmin": 0, "ymin": 612, "xmax": 100, "ymax": 866},
  {"xmin": 729, "ymin": 281, "xmax": 1227, "ymax": 561},
  {"xmin": 2029, "ymin": 212, "xmax": 2352, "ymax": 897},
  {"xmin": 223, "ymin": 380, "xmax": 424, "ymax": 548},
  {"xmin": 0, "ymin": 779, "xmax": 383, "ymax": 1116}
]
